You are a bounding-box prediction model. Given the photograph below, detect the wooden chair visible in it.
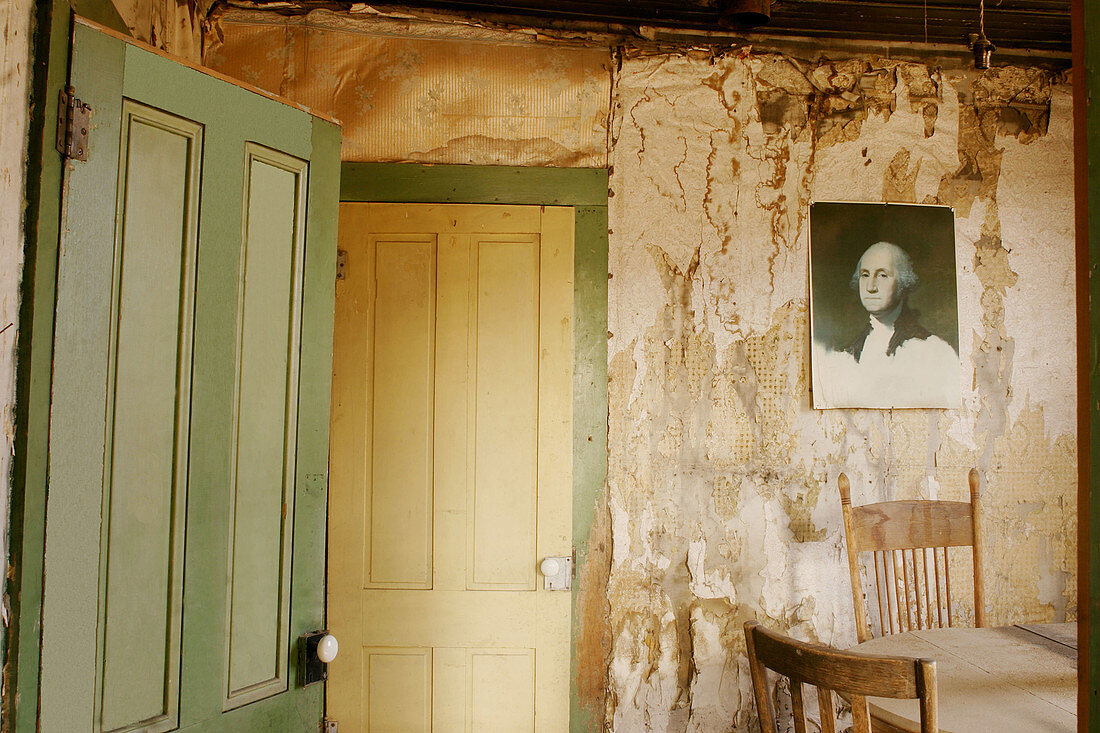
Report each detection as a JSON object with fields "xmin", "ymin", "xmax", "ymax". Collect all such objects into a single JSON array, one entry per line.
[
  {"xmin": 838, "ymin": 469, "xmax": 986, "ymax": 643},
  {"xmin": 744, "ymin": 620, "xmax": 938, "ymax": 733}
]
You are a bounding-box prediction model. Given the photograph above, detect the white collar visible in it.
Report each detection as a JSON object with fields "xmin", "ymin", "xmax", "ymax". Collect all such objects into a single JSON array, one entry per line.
[{"xmin": 868, "ymin": 301, "xmax": 904, "ymax": 331}]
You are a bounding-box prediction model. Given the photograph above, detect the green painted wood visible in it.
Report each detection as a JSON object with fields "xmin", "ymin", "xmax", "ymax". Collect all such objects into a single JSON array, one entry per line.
[
  {"xmin": 98, "ymin": 103, "xmax": 201, "ymax": 732},
  {"xmin": 31, "ymin": 20, "xmax": 340, "ymax": 732},
  {"xmin": 8, "ymin": 3, "xmax": 170, "ymax": 730},
  {"xmin": 341, "ymin": 162, "xmax": 609, "ymax": 206},
  {"xmin": 341, "ymin": 163, "xmax": 609, "ymax": 731},
  {"xmin": 7, "ymin": 3, "xmax": 78, "ymax": 730},
  {"xmin": 173, "ymin": 113, "xmax": 341, "ymax": 733},
  {"xmin": 225, "ymin": 149, "xmax": 306, "ymax": 707},
  {"xmin": 569, "ymin": 205, "xmax": 609, "ymax": 733},
  {"xmin": 173, "ymin": 116, "xmax": 341, "ymax": 733},
  {"xmin": 290, "ymin": 113, "xmax": 341, "ymax": 691},
  {"xmin": 38, "ymin": 22, "xmax": 124, "ymax": 731}
]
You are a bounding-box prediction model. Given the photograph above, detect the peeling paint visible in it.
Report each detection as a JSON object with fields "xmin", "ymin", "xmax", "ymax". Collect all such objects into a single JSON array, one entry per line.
[
  {"xmin": 196, "ymin": 13, "xmax": 1076, "ymax": 730},
  {"xmin": 206, "ymin": 9, "xmax": 613, "ymax": 165},
  {"xmin": 608, "ymin": 47, "xmax": 1074, "ymax": 731},
  {"xmin": 0, "ymin": 0, "xmax": 33, "ymax": 710},
  {"xmin": 110, "ymin": 0, "xmax": 210, "ymax": 61},
  {"xmin": 576, "ymin": 491, "xmax": 613, "ymax": 721}
]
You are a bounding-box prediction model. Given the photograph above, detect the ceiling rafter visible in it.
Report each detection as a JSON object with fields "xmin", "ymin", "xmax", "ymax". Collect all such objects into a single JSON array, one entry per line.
[{"xmin": 232, "ymin": 0, "xmax": 1071, "ymax": 53}]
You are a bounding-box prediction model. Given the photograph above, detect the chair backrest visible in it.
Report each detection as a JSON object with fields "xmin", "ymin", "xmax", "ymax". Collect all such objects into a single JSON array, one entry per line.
[
  {"xmin": 838, "ymin": 469, "xmax": 986, "ymax": 643},
  {"xmin": 744, "ymin": 621, "xmax": 937, "ymax": 733}
]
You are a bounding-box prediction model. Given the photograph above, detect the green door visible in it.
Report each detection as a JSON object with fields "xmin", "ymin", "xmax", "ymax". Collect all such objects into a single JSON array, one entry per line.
[{"xmin": 38, "ymin": 17, "xmax": 339, "ymax": 731}]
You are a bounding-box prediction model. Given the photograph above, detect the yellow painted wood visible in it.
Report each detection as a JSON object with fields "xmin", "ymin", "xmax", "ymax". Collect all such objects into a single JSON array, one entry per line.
[
  {"xmin": 369, "ymin": 238, "xmax": 436, "ymax": 588},
  {"xmin": 470, "ymin": 649, "xmax": 536, "ymax": 730},
  {"xmin": 329, "ymin": 203, "xmax": 573, "ymax": 732},
  {"xmin": 365, "ymin": 648, "xmax": 432, "ymax": 732},
  {"xmin": 365, "ymin": 203, "xmax": 543, "ymax": 234},
  {"xmin": 431, "ymin": 648, "xmax": 466, "ymax": 731},
  {"xmin": 469, "ymin": 236, "xmax": 540, "ymax": 590}
]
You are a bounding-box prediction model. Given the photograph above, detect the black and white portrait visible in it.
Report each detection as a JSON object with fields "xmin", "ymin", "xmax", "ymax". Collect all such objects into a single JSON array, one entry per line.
[{"xmin": 810, "ymin": 202, "xmax": 961, "ymax": 409}]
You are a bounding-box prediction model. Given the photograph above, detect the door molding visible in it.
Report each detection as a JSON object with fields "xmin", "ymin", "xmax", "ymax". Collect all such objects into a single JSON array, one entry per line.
[{"xmin": 340, "ymin": 162, "xmax": 609, "ymax": 732}]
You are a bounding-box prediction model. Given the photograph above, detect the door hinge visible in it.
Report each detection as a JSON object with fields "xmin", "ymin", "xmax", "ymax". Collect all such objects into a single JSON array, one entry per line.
[
  {"xmin": 322, "ymin": 720, "xmax": 338, "ymax": 733},
  {"xmin": 56, "ymin": 86, "xmax": 91, "ymax": 162},
  {"xmin": 335, "ymin": 249, "xmax": 347, "ymax": 281}
]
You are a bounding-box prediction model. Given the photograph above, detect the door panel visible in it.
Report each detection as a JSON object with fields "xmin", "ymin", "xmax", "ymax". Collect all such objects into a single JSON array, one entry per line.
[
  {"xmin": 369, "ymin": 238, "xmax": 435, "ymax": 589},
  {"xmin": 224, "ymin": 145, "xmax": 308, "ymax": 709},
  {"xmin": 471, "ymin": 238, "xmax": 540, "ymax": 590},
  {"xmin": 328, "ymin": 203, "xmax": 573, "ymax": 731},
  {"xmin": 98, "ymin": 101, "xmax": 200, "ymax": 733},
  {"xmin": 39, "ymin": 18, "xmax": 339, "ymax": 732},
  {"xmin": 366, "ymin": 648, "xmax": 432, "ymax": 730}
]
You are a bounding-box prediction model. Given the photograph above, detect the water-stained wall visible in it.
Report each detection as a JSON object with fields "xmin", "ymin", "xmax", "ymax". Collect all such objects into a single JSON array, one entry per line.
[
  {"xmin": 205, "ymin": 15, "xmax": 1076, "ymax": 730},
  {"xmin": 605, "ymin": 48, "xmax": 1075, "ymax": 730},
  {"xmin": 109, "ymin": 0, "xmax": 209, "ymax": 61},
  {"xmin": 207, "ymin": 10, "xmax": 612, "ymax": 165}
]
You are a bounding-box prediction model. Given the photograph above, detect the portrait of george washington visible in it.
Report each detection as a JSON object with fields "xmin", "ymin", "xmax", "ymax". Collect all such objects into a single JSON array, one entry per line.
[{"xmin": 809, "ymin": 202, "xmax": 961, "ymax": 409}]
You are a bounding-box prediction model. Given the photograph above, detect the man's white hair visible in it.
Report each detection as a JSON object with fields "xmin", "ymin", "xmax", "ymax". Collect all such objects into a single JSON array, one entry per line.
[{"xmin": 849, "ymin": 241, "xmax": 919, "ymax": 293}]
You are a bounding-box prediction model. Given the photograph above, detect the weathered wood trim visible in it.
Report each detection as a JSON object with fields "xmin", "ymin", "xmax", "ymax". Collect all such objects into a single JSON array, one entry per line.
[
  {"xmin": 341, "ymin": 162, "xmax": 610, "ymax": 207},
  {"xmin": 1072, "ymin": 0, "xmax": 1096, "ymax": 729}
]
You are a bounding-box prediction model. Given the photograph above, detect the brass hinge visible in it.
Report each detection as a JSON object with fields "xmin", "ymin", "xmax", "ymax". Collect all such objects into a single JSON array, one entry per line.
[
  {"xmin": 322, "ymin": 720, "xmax": 338, "ymax": 733},
  {"xmin": 56, "ymin": 86, "xmax": 91, "ymax": 162},
  {"xmin": 335, "ymin": 249, "xmax": 347, "ymax": 281}
]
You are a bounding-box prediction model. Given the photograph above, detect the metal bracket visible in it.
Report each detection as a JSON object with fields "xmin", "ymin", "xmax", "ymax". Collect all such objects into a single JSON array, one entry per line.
[
  {"xmin": 322, "ymin": 720, "xmax": 338, "ymax": 733},
  {"xmin": 56, "ymin": 86, "xmax": 91, "ymax": 161}
]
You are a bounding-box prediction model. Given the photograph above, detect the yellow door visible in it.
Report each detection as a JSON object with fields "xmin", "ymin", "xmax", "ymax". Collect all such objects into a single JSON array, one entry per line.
[{"xmin": 328, "ymin": 203, "xmax": 573, "ymax": 731}]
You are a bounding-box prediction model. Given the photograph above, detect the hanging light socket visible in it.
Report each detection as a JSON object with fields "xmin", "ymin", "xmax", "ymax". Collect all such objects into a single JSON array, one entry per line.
[
  {"xmin": 968, "ymin": 0, "xmax": 995, "ymax": 70},
  {"xmin": 717, "ymin": 0, "xmax": 771, "ymax": 29},
  {"xmin": 968, "ymin": 32, "xmax": 995, "ymax": 70}
]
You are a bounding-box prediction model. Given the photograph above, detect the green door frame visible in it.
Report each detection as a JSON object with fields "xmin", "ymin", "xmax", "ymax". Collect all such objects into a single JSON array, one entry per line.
[
  {"xmin": 6, "ymin": 1, "xmax": 131, "ymax": 730},
  {"xmin": 340, "ymin": 162, "xmax": 609, "ymax": 732}
]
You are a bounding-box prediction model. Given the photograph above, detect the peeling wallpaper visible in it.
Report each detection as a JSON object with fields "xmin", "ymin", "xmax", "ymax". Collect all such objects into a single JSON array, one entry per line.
[
  {"xmin": 606, "ymin": 49, "xmax": 1075, "ymax": 731},
  {"xmin": 200, "ymin": 17, "xmax": 1076, "ymax": 731},
  {"xmin": 206, "ymin": 11, "xmax": 612, "ymax": 165},
  {"xmin": 109, "ymin": 0, "xmax": 209, "ymax": 61}
]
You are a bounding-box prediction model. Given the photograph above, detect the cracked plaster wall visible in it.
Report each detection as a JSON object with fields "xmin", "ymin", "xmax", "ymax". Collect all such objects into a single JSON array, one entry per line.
[
  {"xmin": 606, "ymin": 48, "xmax": 1075, "ymax": 731},
  {"xmin": 206, "ymin": 10, "xmax": 612, "ymax": 165},
  {"xmin": 0, "ymin": 0, "xmax": 35, "ymax": 677},
  {"xmin": 200, "ymin": 16, "xmax": 1077, "ymax": 730}
]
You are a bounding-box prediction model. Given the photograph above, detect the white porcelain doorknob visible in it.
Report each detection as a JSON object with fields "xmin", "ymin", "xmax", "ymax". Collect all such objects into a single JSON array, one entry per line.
[
  {"xmin": 317, "ymin": 633, "xmax": 339, "ymax": 663},
  {"xmin": 540, "ymin": 558, "xmax": 560, "ymax": 577}
]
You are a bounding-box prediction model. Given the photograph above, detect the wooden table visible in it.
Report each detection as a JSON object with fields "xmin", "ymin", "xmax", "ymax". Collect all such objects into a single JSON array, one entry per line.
[{"xmin": 850, "ymin": 624, "xmax": 1076, "ymax": 732}]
